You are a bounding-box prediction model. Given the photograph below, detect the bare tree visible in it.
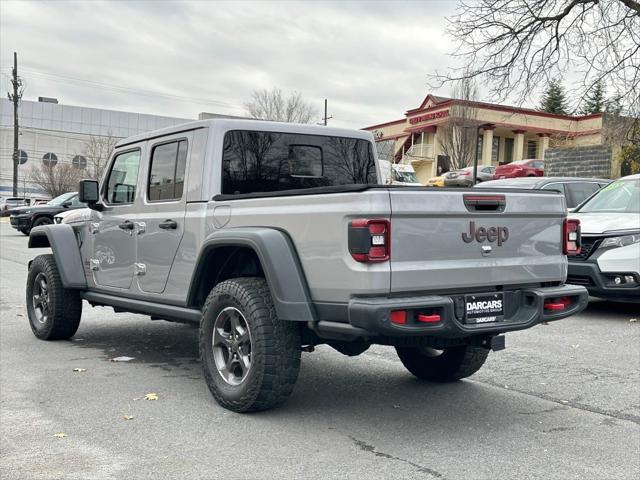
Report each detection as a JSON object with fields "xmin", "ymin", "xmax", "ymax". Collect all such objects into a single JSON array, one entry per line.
[
  {"xmin": 437, "ymin": 78, "xmax": 480, "ymax": 170},
  {"xmin": 434, "ymin": 0, "xmax": 640, "ymax": 128},
  {"xmin": 29, "ymin": 162, "xmax": 83, "ymax": 198},
  {"xmin": 244, "ymin": 88, "xmax": 318, "ymax": 123},
  {"xmin": 83, "ymin": 133, "xmax": 119, "ymax": 180}
]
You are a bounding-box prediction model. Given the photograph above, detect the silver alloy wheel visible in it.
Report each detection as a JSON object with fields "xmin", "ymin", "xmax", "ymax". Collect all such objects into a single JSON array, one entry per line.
[
  {"xmin": 212, "ymin": 306, "xmax": 252, "ymax": 386},
  {"xmin": 32, "ymin": 272, "xmax": 50, "ymax": 325}
]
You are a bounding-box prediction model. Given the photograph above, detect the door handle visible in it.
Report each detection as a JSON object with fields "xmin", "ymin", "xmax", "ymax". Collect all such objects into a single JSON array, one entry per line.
[
  {"xmin": 158, "ymin": 219, "xmax": 178, "ymax": 230},
  {"xmin": 118, "ymin": 220, "xmax": 135, "ymax": 230}
]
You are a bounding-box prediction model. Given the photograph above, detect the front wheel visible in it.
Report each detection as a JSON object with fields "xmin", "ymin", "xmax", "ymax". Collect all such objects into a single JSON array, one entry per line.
[
  {"xmin": 32, "ymin": 216, "xmax": 53, "ymax": 228},
  {"xmin": 26, "ymin": 254, "xmax": 82, "ymax": 340},
  {"xmin": 200, "ymin": 277, "xmax": 301, "ymax": 412},
  {"xmin": 395, "ymin": 345, "xmax": 489, "ymax": 382}
]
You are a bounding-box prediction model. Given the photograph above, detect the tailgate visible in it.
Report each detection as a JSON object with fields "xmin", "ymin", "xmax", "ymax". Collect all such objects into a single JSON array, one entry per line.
[{"xmin": 389, "ymin": 188, "xmax": 567, "ymax": 293}]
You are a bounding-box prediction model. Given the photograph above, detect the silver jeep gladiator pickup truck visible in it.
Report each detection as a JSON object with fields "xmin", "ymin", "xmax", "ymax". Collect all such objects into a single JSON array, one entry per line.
[{"xmin": 25, "ymin": 119, "xmax": 588, "ymax": 412}]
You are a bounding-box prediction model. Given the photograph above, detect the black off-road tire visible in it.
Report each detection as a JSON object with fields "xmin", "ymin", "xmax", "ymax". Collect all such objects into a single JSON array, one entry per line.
[
  {"xmin": 200, "ymin": 277, "xmax": 301, "ymax": 412},
  {"xmin": 395, "ymin": 345, "xmax": 489, "ymax": 382},
  {"xmin": 26, "ymin": 254, "xmax": 82, "ymax": 340},
  {"xmin": 32, "ymin": 216, "xmax": 53, "ymax": 228}
]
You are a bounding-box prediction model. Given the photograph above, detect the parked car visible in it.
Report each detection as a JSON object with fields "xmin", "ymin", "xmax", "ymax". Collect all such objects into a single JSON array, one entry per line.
[
  {"xmin": 444, "ymin": 166, "xmax": 496, "ymax": 187},
  {"xmin": 476, "ymin": 177, "xmax": 611, "ymax": 209},
  {"xmin": 494, "ymin": 159, "xmax": 544, "ymax": 179},
  {"xmin": 9, "ymin": 192, "xmax": 86, "ymax": 235},
  {"xmin": 25, "ymin": 119, "xmax": 587, "ymax": 413},
  {"xmin": 1, "ymin": 197, "xmax": 29, "ymax": 216},
  {"xmin": 379, "ymin": 160, "xmax": 422, "ymax": 186},
  {"xmin": 426, "ymin": 174, "xmax": 445, "ymax": 187},
  {"xmin": 566, "ymin": 174, "xmax": 640, "ymax": 303}
]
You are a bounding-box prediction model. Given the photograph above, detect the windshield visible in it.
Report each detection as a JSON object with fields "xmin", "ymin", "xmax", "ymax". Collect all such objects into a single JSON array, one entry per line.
[
  {"xmin": 47, "ymin": 192, "xmax": 77, "ymax": 206},
  {"xmin": 577, "ymin": 178, "xmax": 640, "ymax": 214},
  {"xmin": 393, "ymin": 170, "xmax": 418, "ymax": 183}
]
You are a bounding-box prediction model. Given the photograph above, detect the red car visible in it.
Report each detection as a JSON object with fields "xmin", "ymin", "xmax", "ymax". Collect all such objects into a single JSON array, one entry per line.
[{"xmin": 494, "ymin": 159, "xmax": 544, "ymax": 179}]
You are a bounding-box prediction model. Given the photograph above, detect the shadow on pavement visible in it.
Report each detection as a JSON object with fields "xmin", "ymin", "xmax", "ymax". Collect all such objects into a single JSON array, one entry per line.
[
  {"xmin": 66, "ymin": 312, "xmax": 560, "ymax": 428},
  {"xmin": 584, "ymin": 298, "xmax": 639, "ymax": 316}
]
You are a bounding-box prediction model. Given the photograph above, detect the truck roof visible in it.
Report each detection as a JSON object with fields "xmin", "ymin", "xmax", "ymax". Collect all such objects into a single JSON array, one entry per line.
[{"xmin": 116, "ymin": 118, "xmax": 374, "ymax": 149}]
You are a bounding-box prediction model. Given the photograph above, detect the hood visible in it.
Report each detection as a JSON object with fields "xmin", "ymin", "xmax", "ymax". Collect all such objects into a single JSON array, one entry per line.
[
  {"xmin": 571, "ymin": 212, "xmax": 640, "ymax": 235},
  {"xmin": 9, "ymin": 204, "xmax": 66, "ymax": 215}
]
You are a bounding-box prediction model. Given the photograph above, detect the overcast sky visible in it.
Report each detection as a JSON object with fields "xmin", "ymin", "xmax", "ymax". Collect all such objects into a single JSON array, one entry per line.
[{"xmin": 1, "ymin": 0, "xmax": 459, "ymax": 128}]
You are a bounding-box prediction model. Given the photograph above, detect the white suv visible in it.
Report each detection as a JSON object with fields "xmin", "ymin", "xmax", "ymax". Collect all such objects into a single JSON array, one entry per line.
[{"xmin": 568, "ymin": 174, "xmax": 640, "ymax": 303}]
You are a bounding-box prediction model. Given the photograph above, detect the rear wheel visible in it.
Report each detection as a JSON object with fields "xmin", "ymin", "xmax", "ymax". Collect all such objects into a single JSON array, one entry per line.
[
  {"xmin": 395, "ymin": 345, "xmax": 489, "ymax": 382},
  {"xmin": 200, "ymin": 277, "xmax": 301, "ymax": 412},
  {"xmin": 26, "ymin": 254, "xmax": 82, "ymax": 340}
]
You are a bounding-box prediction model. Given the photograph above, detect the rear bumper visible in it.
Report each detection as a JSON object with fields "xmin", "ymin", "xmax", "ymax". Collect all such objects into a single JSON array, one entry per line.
[
  {"xmin": 568, "ymin": 262, "xmax": 640, "ymax": 303},
  {"xmin": 316, "ymin": 284, "xmax": 588, "ymax": 339}
]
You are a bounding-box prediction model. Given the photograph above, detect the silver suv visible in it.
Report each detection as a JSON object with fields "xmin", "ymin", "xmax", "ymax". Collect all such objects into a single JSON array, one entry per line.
[{"xmin": 25, "ymin": 119, "xmax": 588, "ymax": 412}]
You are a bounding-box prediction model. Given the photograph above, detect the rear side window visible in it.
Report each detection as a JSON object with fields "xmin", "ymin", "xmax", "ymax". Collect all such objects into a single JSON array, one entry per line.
[
  {"xmin": 221, "ymin": 130, "xmax": 377, "ymax": 195},
  {"xmin": 148, "ymin": 140, "xmax": 188, "ymax": 201},
  {"xmin": 105, "ymin": 149, "xmax": 141, "ymax": 204},
  {"xmin": 565, "ymin": 182, "xmax": 601, "ymax": 208}
]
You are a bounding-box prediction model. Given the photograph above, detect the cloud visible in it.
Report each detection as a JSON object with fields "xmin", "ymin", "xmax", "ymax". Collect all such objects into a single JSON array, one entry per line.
[{"xmin": 1, "ymin": 0, "xmax": 457, "ymax": 128}]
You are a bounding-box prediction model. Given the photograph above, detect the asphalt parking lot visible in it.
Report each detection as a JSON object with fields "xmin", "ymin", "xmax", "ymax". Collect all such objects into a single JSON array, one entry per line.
[{"xmin": 1, "ymin": 221, "xmax": 639, "ymax": 480}]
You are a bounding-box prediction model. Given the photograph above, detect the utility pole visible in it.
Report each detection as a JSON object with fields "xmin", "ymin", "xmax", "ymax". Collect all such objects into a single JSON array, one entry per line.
[
  {"xmin": 9, "ymin": 52, "xmax": 23, "ymax": 197},
  {"xmin": 319, "ymin": 99, "xmax": 332, "ymax": 126}
]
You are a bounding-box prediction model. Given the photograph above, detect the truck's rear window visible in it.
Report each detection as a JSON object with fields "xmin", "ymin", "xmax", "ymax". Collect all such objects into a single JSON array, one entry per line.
[{"xmin": 221, "ymin": 130, "xmax": 377, "ymax": 195}]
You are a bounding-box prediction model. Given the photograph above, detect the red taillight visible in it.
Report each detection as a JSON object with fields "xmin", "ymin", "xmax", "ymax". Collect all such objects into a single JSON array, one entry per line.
[
  {"xmin": 460, "ymin": 171, "xmax": 471, "ymax": 176},
  {"xmin": 348, "ymin": 219, "xmax": 390, "ymax": 263},
  {"xmin": 564, "ymin": 218, "xmax": 581, "ymax": 255}
]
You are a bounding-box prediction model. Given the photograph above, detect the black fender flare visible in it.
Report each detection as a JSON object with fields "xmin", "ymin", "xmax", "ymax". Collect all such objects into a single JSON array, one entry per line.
[
  {"xmin": 28, "ymin": 225, "xmax": 87, "ymax": 289},
  {"xmin": 187, "ymin": 227, "xmax": 316, "ymax": 322}
]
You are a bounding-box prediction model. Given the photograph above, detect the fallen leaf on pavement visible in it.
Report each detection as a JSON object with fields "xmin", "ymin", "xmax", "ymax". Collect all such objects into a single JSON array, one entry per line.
[
  {"xmin": 72, "ymin": 368, "xmax": 87, "ymax": 372},
  {"xmin": 110, "ymin": 356, "xmax": 135, "ymax": 362},
  {"xmin": 144, "ymin": 392, "xmax": 158, "ymax": 401},
  {"xmin": 560, "ymin": 400, "xmax": 569, "ymax": 404},
  {"xmin": 16, "ymin": 313, "xmax": 24, "ymax": 317},
  {"xmin": 123, "ymin": 415, "xmax": 134, "ymax": 420},
  {"xmin": 53, "ymin": 432, "xmax": 67, "ymax": 438},
  {"xmin": 630, "ymin": 318, "xmax": 637, "ymax": 323}
]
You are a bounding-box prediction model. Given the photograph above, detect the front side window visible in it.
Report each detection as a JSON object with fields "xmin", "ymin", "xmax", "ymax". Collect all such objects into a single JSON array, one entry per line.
[
  {"xmin": 148, "ymin": 140, "xmax": 188, "ymax": 201},
  {"xmin": 221, "ymin": 131, "xmax": 377, "ymax": 195},
  {"xmin": 105, "ymin": 150, "xmax": 141, "ymax": 204}
]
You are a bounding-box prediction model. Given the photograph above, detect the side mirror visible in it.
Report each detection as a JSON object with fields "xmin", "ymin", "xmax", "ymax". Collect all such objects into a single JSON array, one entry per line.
[
  {"xmin": 78, "ymin": 179, "xmax": 102, "ymax": 210},
  {"xmin": 62, "ymin": 201, "xmax": 72, "ymax": 208}
]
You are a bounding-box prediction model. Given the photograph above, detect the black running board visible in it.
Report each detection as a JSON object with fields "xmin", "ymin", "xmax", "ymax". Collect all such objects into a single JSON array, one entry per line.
[{"xmin": 81, "ymin": 291, "xmax": 201, "ymax": 323}]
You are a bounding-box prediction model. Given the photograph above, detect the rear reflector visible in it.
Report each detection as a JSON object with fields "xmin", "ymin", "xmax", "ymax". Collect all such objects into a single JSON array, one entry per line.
[
  {"xmin": 390, "ymin": 310, "xmax": 407, "ymax": 325},
  {"xmin": 348, "ymin": 219, "xmax": 390, "ymax": 263},
  {"xmin": 417, "ymin": 313, "xmax": 441, "ymax": 323},
  {"xmin": 564, "ymin": 219, "xmax": 581, "ymax": 255}
]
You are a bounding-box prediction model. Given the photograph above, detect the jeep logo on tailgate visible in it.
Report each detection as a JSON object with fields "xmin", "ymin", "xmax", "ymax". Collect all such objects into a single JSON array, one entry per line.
[{"xmin": 462, "ymin": 221, "xmax": 509, "ymax": 246}]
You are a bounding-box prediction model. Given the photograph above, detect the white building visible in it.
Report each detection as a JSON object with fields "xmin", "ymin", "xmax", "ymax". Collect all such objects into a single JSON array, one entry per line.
[{"xmin": 0, "ymin": 98, "xmax": 193, "ymax": 198}]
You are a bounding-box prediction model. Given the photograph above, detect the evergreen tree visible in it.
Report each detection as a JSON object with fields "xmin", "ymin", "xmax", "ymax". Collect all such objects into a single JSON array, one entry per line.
[
  {"xmin": 581, "ymin": 81, "xmax": 606, "ymax": 114},
  {"xmin": 605, "ymin": 96, "xmax": 623, "ymax": 116},
  {"xmin": 540, "ymin": 80, "xmax": 569, "ymax": 114}
]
